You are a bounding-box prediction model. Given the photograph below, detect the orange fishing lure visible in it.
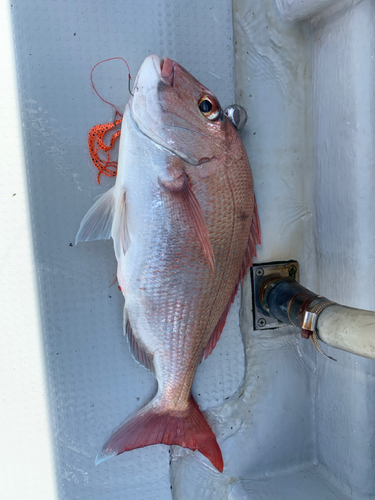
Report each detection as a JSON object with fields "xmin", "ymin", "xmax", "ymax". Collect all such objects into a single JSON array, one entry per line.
[
  {"xmin": 88, "ymin": 117, "xmax": 122, "ymax": 183},
  {"xmin": 88, "ymin": 57, "xmax": 132, "ymax": 184}
]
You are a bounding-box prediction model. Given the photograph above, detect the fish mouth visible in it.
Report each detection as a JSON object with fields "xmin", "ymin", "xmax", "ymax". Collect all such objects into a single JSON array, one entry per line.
[
  {"xmin": 132, "ymin": 55, "xmax": 174, "ymax": 90},
  {"xmin": 130, "ymin": 55, "xmax": 205, "ymax": 165}
]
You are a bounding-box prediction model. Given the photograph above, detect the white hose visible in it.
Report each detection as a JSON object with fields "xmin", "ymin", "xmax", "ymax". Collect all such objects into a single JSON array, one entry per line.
[{"xmin": 317, "ymin": 305, "xmax": 375, "ymax": 360}]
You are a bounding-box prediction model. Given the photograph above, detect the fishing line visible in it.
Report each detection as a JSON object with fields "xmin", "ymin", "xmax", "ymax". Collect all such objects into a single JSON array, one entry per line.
[{"xmin": 90, "ymin": 56, "xmax": 133, "ymax": 118}]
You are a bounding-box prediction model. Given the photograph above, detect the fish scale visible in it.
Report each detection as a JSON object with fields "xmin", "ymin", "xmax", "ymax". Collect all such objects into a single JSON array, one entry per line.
[{"xmin": 76, "ymin": 55, "xmax": 260, "ymax": 473}]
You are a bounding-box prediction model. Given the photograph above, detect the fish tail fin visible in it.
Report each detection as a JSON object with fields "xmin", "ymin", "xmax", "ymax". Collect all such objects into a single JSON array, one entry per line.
[{"xmin": 96, "ymin": 395, "xmax": 223, "ymax": 472}]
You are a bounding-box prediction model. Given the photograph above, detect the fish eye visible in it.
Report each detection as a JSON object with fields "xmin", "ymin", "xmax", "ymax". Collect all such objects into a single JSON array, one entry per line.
[{"xmin": 198, "ymin": 96, "xmax": 221, "ymax": 121}]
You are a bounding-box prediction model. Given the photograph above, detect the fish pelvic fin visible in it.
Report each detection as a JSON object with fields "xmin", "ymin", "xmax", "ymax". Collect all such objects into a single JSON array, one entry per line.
[
  {"xmin": 112, "ymin": 190, "xmax": 129, "ymax": 261},
  {"xmin": 76, "ymin": 186, "xmax": 129, "ymax": 259},
  {"xmin": 76, "ymin": 186, "xmax": 116, "ymax": 243},
  {"xmin": 96, "ymin": 394, "xmax": 224, "ymax": 473}
]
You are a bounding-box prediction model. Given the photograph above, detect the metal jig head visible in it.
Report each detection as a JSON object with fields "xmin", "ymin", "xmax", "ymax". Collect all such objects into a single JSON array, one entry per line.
[{"xmin": 224, "ymin": 104, "xmax": 247, "ymax": 130}]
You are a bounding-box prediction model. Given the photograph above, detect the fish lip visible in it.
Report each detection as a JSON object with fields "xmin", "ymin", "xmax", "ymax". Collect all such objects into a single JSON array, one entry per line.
[
  {"xmin": 159, "ymin": 57, "xmax": 174, "ymax": 86},
  {"xmin": 132, "ymin": 55, "xmax": 174, "ymax": 94},
  {"xmin": 139, "ymin": 54, "xmax": 173, "ymax": 83}
]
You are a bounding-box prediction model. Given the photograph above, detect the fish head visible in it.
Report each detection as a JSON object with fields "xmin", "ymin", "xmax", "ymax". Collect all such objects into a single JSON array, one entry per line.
[{"xmin": 129, "ymin": 55, "xmax": 237, "ymax": 165}]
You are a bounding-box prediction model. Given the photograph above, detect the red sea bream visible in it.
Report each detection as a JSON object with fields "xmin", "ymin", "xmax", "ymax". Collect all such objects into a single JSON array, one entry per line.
[{"xmin": 76, "ymin": 55, "xmax": 261, "ymax": 472}]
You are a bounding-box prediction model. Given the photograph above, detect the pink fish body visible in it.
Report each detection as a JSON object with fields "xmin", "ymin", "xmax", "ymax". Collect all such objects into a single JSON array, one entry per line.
[{"xmin": 77, "ymin": 55, "xmax": 260, "ymax": 472}]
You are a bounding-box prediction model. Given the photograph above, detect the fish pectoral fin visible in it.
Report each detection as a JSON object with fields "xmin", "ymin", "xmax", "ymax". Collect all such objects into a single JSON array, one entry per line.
[
  {"xmin": 160, "ymin": 168, "xmax": 215, "ymax": 272},
  {"xmin": 76, "ymin": 186, "xmax": 116, "ymax": 243},
  {"xmin": 180, "ymin": 174, "xmax": 215, "ymax": 272},
  {"xmin": 200, "ymin": 196, "xmax": 261, "ymax": 363}
]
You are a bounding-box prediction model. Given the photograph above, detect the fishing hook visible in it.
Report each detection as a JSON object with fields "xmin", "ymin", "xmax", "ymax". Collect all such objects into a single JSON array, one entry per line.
[{"xmin": 128, "ymin": 75, "xmax": 133, "ymax": 97}]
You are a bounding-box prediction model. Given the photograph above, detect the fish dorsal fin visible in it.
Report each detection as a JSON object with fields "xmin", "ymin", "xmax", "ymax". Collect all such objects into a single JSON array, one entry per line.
[
  {"xmin": 124, "ymin": 312, "xmax": 155, "ymax": 374},
  {"xmin": 76, "ymin": 186, "xmax": 115, "ymax": 243},
  {"xmin": 200, "ymin": 299, "xmax": 233, "ymax": 363},
  {"xmin": 200, "ymin": 196, "xmax": 261, "ymax": 362},
  {"xmin": 160, "ymin": 166, "xmax": 214, "ymax": 272},
  {"xmin": 248, "ymin": 196, "xmax": 261, "ymax": 264}
]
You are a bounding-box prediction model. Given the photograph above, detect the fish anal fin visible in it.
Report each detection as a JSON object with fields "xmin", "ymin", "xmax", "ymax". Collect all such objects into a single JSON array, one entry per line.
[
  {"xmin": 200, "ymin": 196, "xmax": 261, "ymax": 362},
  {"xmin": 96, "ymin": 394, "xmax": 224, "ymax": 473},
  {"xmin": 76, "ymin": 186, "xmax": 115, "ymax": 243},
  {"xmin": 160, "ymin": 163, "xmax": 215, "ymax": 272},
  {"xmin": 124, "ymin": 315, "xmax": 155, "ymax": 374}
]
